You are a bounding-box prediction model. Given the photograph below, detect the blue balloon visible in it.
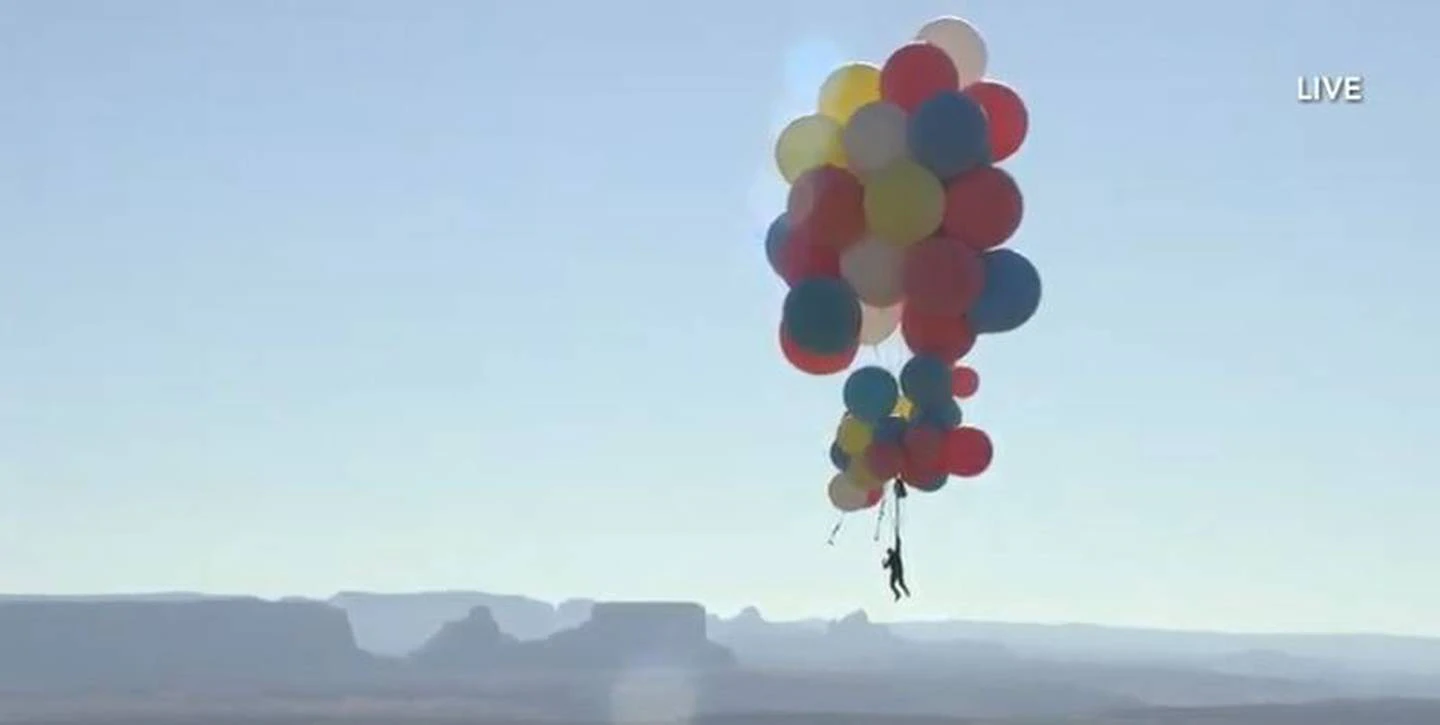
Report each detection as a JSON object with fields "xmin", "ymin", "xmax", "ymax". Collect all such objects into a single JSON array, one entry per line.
[
  {"xmin": 873, "ymin": 415, "xmax": 907, "ymax": 445},
  {"xmin": 900, "ymin": 355, "xmax": 950, "ymax": 407},
  {"xmin": 915, "ymin": 397, "xmax": 963, "ymax": 431},
  {"xmin": 970, "ymin": 249, "xmax": 1042, "ymax": 334},
  {"xmin": 764, "ymin": 213, "xmax": 789, "ymax": 276},
  {"xmin": 782, "ymin": 278, "xmax": 862, "ymax": 355},
  {"xmin": 911, "ymin": 473, "xmax": 950, "ymax": 492},
  {"xmin": 908, "ymin": 91, "xmax": 991, "ymax": 180},
  {"xmin": 843, "ymin": 366, "xmax": 899, "ymax": 423},
  {"xmin": 829, "ymin": 441, "xmax": 850, "ymax": 471}
]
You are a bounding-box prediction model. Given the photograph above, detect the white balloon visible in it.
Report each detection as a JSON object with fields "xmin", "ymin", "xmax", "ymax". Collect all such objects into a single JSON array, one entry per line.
[
  {"xmin": 841, "ymin": 101, "xmax": 909, "ymax": 176},
  {"xmin": 828, "ymin": 472, "xmax": 871, "ymax": 512},
  {"xmin": 916, "ymin": 16, "xmax": 989, "ymax": 89},
  {"xmin": 857, "ymin": 303, "xmax": 901, "ymax": 346},
  {"xmin": 841, "ymin": 238, "xmax": 905, "ymax": 307}
]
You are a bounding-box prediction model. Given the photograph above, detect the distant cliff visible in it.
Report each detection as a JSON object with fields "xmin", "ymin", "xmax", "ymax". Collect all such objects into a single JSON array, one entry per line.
[
  {"xmin": 710, "ymin": 607, "xmax": 1011, "ymax": 670},
  {"xmin": 410, "ymin": 605, "xmax": 519, "ymax": 670},
  {"xmin": 414, "ymin": 601, "xmax": 735, "ymax": 672},
  {"xmin": 0, "ymin": 598, "xmax": 375, "ymax": 691},
  {"xmin": 330, "ymin": 591, "xmax": 556, "ymax": 655}
]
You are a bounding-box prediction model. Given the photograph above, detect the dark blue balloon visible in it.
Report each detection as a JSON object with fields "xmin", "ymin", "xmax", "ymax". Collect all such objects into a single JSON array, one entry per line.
[
  {"xmin": 829, "ymin": 441, "xmax": 850, "ymax": 471},
  {"xmin": 916, "ymin": 397, "xmax": 963, "ymax": 431},
  {"xmin": 970, "ymin": 249, "xmax": 1042, "ymax": 334},
  {"xmin": 842, "ymin": 366, "xmax": 899, "ymax": 423},
  {"xmin": 900, "ymin": 355, "xmax": 950, "ymax": 407},
  {"xmin": 911, "ymin": 473, "xmax": 950, "ymax": 492},
  {"xmin": 782, "ymin": 278, "xmax": 862, "ymax": 355},
  {"xmin": 873, "ymin": 415, "xmax": 907, "ymax": 445},
  {"xmin": 908, "ymin": 91, "xmax": 991, "ymax": 180},
  {"xmin": 764, "ymin": 213, "xmax": 789, "ymax": 276}
]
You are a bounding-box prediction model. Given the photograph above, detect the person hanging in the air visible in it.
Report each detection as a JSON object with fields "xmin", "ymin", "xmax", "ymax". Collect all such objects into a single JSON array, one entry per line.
[
  {"xmin": 882, "ymin": 478, "xmax": 911, "ymax": 600},
  {"xmin": 882, "ymin": 534, "xmax": 910, "ymax": 600}
]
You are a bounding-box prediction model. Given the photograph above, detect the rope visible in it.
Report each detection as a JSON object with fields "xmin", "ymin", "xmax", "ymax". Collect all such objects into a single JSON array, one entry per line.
[
  {"xmin": 873, "ymin": 488, "xmax": 889, "ymax": 541},
  {"xmin": 893, "ymin": 479, "xmax": 906, "ymax": 546},
  {"xmin": 825, "ymin": 514, "xmax": 844, "ymax": 545},
  {"xmin": 893, "ymin": 483, "xmax": 900, "ymax": 537}
]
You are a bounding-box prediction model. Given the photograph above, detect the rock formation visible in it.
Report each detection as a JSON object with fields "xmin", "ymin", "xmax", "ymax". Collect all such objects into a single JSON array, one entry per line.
[
  {"xmin": 0, "ymin": 598, "xmax": 373, "ymax": 691},
  {"xmin": 413, "ymin": 601, "xmax": 735, "ymax": 672},
  {"xmin": 410, "ymin": 606, "xmax": 518, "ymax": 670},
  {"xmin": 330, "ymin": 591, "xmax": 556, "ymax": 655}
]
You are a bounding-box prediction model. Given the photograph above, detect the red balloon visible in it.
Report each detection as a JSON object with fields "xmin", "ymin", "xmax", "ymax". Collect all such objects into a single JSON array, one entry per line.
[
  {"xmin": 900, "ymin": 455, "xmax": 944, "ymax": 488},
  {"xmin": 907, "ymin": 473, "xmax": 948, "ymax": 493},
  {"xmin": 951, "ymin": 365, "xmax": 980, "ymax": 398},
  {"xmin": 965, "ymin": 80, "xmax": 1029, "ymax": 163},
  {"xmin": 901, "ymin": 236, "xmax": 986, "ymax": 317},
  {"xmin": 902, "ymin": 425, "xmax": 945, "ymax": 473},
  {"xmin": 945, "ymin": 426, "xmax": 994, "ymax": 477},
  {"xmin": 942, "ymin": 167, "xmax": 1023, "ymax": 251},
  {"xmin": 780, "ymin": 324, "xmax": 856, "ymax": 375},
  {"xmin": 880, "ymin": 42, "xmax": 959, "ymax": 112},
  {"xmin": 786, "ymin": 165, "xmax": 866, "ymax": 252},
  {"xmin": 776, "ymin": 226, "xmax": 840, "ymax": 285},
  {"xmin": 863, "ymin": 487, "xmax": 884, "ymax": 507},
  {"xmin": 865, "ymin": 441, "xmax": 905, "ymax": 480},
  {"xmin": 901, "ymin": 305, "xmax": 976, "ymax": 362}
]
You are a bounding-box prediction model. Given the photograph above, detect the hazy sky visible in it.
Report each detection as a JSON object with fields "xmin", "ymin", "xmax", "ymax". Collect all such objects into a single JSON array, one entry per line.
[{"xmin": 2, "ymin": 0, "xmax": 1437, "ymax": 635}]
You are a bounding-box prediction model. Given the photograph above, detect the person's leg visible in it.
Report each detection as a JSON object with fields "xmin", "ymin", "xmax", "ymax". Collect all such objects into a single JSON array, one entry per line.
[
  {"xmin": 889, "ymin": 576, "xmax": 901, "ymax": 600},
  {"xmin": 900, "ymin": 579, "xmax": 911, "ymax": 597}
]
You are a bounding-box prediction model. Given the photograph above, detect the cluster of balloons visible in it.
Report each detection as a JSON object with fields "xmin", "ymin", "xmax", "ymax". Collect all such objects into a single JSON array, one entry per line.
[
  {"xmin": 827, "ymin": 361, "xmax": 992, "ymax": 511},
  {"xmin": 761, "ymin": 17, "xmax": 1044, "ymax": 513}
]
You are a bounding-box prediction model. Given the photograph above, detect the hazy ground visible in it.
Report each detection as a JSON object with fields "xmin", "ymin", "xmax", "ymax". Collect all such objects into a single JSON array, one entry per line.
[
  {"xmin": 3, "ymin": 691, "xmax": 1440, "ymax": 725},
  {"xmin": 5, "ymin": 701, "xmax": 1440, "ymax": 725},
  {"xmin": 4, "ymin": 594, "xmax": 1438, "ymax": 724}
]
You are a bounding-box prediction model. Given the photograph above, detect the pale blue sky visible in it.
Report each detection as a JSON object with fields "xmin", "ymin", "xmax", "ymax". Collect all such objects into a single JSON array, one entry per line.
[{"xmin": 2, "ymin": 1, "xmax": 1437, "ymax": 635}]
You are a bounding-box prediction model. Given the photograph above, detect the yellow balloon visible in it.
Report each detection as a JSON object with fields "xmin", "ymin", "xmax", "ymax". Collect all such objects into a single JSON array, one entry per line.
[
  {"xmin": 774, "ymin": 114, "xmax": 845, "ymax": 183},
  {"xmin": 818, "ymin": 63, "xmax": 881, "ymax": 125},
  {"xmin": 836, "ymin": 415, "xmax": 874, "ymax": 455},
  {"xmin": 893, "ymin": 396, "xmax": 915, "ymax": 420},
  {"xmin": 847, "ymin": 458, "xmax": 886, "ymax": 491},
  {"xmin": 863, "ymin": 160, "xmax": 945, "ymax": 246}
]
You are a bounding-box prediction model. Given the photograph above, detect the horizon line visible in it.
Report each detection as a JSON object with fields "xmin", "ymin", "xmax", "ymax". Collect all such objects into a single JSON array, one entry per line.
[{"xmin": 2, "ymin": 590, "xmax": 1437, "ymax": 641}]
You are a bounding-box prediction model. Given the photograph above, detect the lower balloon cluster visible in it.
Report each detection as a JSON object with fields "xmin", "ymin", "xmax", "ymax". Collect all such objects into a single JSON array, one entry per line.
[{"xmin": 826, "ymin": 360, "xmax": 991, "ymax": 512}]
